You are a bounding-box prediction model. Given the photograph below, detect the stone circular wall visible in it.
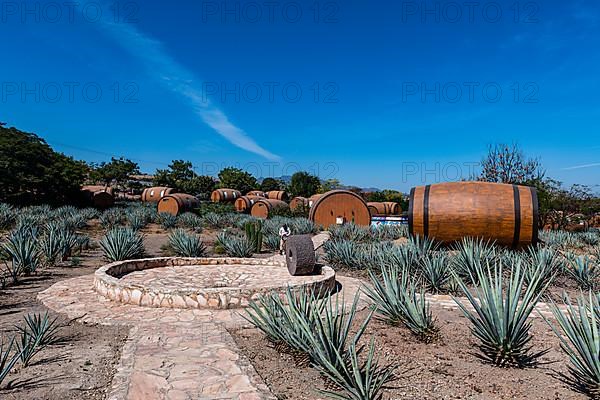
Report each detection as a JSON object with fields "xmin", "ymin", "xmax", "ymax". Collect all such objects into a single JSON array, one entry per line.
[{"xmin": 94, "ymin": 257, "xmax": 336, "ymax": 310}]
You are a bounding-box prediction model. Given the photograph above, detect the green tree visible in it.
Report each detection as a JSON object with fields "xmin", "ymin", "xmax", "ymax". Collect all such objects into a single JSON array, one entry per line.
[
  {"xmin": 154, "ymin": 160, "xmax": 215, "ymax": 197},
  {"xmin": 319, "ymin": 178, "xmax": 342, "ymax": 193},
  {"xmin": 260, "ymin": 177, "xmax": 281, "ymax": 192},
  {"xmin": 0, "ymin": 125, "xmax": 87, "ymax": 205},
  {"xmin": 218, "ymin": 167, "xmax": 258, "ymax": 194},
  {"xmin": 89, "ymin": 157, "xmax": 140, "ymax": 187},
  {"xmin": 289, "ymin": 171, "xmax": 321, "ymax": 198}
]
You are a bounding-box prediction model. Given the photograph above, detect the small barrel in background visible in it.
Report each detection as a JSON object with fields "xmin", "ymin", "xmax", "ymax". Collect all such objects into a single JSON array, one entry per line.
[
  {"xmin": 142, "ymin": 187, "xmax": 174, "ymax": 203},
  {"xmin": 250, "ymin": 199, "xmax": 289, "ymax": 219},
  {"xmin": 234, "ymin": 195, "xmax": 262, "ymax": 213},
  {"xmin": 266, "ymin": 190, "xmax": 289, "ymax": 202},
  {"xmin": 158, "ymin": 194, "xmax": 199, "ymax": 216},
  {"xmin": 408, "ymin": 181, "xmax": 539, "ymax": 248},
  {"xmin": 210, "ymin": 188, "xmax": 242, "ymax": 203},
  {"xmin": 290, "ymin": 196, "xmax": 308, "ymax": 211},
  {"xmin": 246, "ymin": 190, "xmax": 266, "ymax": 198},
  {"xmin": 81, "ymin": 185, "xmax": 114, "ymax": 209},
  {"xmin": 367, "ymin": 202, "xmax": 401, "ymax": 216},
  {"xmin": 308, "ymin": 190, "xmax": 370, "ymax": 227}
]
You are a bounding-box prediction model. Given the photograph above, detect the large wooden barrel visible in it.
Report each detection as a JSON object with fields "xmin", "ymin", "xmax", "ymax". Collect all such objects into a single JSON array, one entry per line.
[
  {"xmin": 158, "ymin": 194, "xmax": 199, "ymax": 216},
  {"xmin": 81, "ymin": 185, "xmax": 114, "ymax": 208},
  {"xmin": 290, "ymin": 197, "xmax": 308, "ymax": 211},
  {"xmin": 142, "ymin": 187, "xmax": 174, "ymax": 203},
  {"xmin": 408, "ymin": 182, "xmax": 539, "ymax": 248},
  {"xmin": 308, "ymin": 190, "xmax": 371, "ymax": 227},
  {"xmin": 266, "ymin": 190, "xmax": 289, "ymax": 202},
  {"xmin": 250, "ymin": 199, "xmax": 289, "ymax": 219},
  {"xmin": 247, "ymin": 190, "xmax": 266, "ymax": 198},
  {"xmin": 210, "ymin": 188, "xmax": 242, "ymax": 203},
  {"xmin": 368, "ymin": 202, "xmax": 401, "ymax": 216},
  {"xmin": 234, "ymin": 195, "xmax": 262, "ymax": 213}
]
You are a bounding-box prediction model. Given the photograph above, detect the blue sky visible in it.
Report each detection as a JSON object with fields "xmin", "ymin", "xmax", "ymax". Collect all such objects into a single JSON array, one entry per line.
[{"xmin": 1, "ymin": 0, "xmax": 599, "ymax": 191}]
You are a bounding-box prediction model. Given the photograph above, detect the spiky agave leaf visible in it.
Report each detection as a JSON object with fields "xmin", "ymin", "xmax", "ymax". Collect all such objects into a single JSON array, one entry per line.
[
  {"xmin": 16, "ymin": 312, "xmax": 61, "ymax": 347},
  {"xmin": 243, "ymin": 287, "xmax": 324, "ymax": 355},
  {"xmin": 420, "ymin": 252, "xmax": 451, "ymax": 293},
  {"xmin": 1, "ymin": 336, "xmax": 21, "ymax": 386},
  {"xmin": 308, "ymin": 294, "xmax": 372, "ymax": 372},
  {"xmin": 452, "ymin": 258, "xmax": 549, "ymax": 367},
  {"xmin": 216, "ymin": 232, "xmax": 255, "ymax": 258},
  {"xmin": 315, "ymin": 338, "xmax": 396, "ymax": 400},
  {"xmin": 168, "ymin": 229, "xmax": 206, "ymax": 257},
  {"xmin": 2, "ymin": 227, "xmax": 42, "ymax": 278},
  {"xmin": 546, "ymin": 293, "xmax": 600, "ymax": 397},
  {"xmin": 564, "ymin": 255, "xmax": 600, "ymax": 290},
  {"xmin": 452, "ymin": 237, "xmax": 498, "ymax": 285},
  {"xmin": 177, "ymin": 212, "xmax": 203, "ymax": 231},
  {"xmin": 262, "ymin": 233, "xmax": 281, "ymax": 251},
  {"xmin": 363, "ymin": 265, "xmax": 438, "ymax": 342},
  {"xmin": 99, "ymin": 227, "xmax": 145, "ymax": 262},
  {"xmin": 523, "ymin": 247, "xmax": 562, "ymax": 295}
]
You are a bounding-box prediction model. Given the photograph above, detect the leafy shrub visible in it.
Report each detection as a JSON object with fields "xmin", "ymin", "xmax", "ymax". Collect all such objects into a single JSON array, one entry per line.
[
  {"xmin": 99, "ymin": 227, "xmax": 145, "ymax": 261},
  {"xmin": 168, "ymin": 229, "xmax": 206, "ymax": 257},
  {"xmin": 364, "ymin": 266, "xmax": 438, "ymax": 342},
  {"xmin": 547, "ymin": 293, "xmax": 600, "ymax": 397},
  {"xmin": 453, "ymin": 259, "xmax": 549, "ymax": 367}
]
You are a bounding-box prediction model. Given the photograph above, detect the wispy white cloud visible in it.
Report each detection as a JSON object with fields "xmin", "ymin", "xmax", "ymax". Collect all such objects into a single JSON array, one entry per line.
[
  {"xmin": 89, "ymin": 5, "xmax": 280, "ymax": 161},
  {"xmin": 562, "ymin": 163, "xmax": 600, "ymax": 170}
]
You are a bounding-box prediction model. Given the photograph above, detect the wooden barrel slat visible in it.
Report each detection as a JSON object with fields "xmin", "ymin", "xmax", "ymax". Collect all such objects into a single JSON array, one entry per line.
[
  {"xmin": 409, "ymin": 182, "xmax": 539, "ymax": 248},
  {"xmin": 308, "ymin": 190, "xmax": 370, "ymax": 227},
  {"xmin": 250, "ymin": 199, "xmax": 289, "ymax": 219},
  {"xmin": 158, "ymin": 194, "xmax": 199, "ymax": 216},
  {"xmin": 211, "ymin": 189, "xmax": 242, "ymax": 203}
]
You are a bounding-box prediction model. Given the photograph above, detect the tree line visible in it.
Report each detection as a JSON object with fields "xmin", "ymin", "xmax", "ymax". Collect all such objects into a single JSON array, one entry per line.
[{"xmin": 1, "ymin": 124, "xmax": 598, "ymax": 229}]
